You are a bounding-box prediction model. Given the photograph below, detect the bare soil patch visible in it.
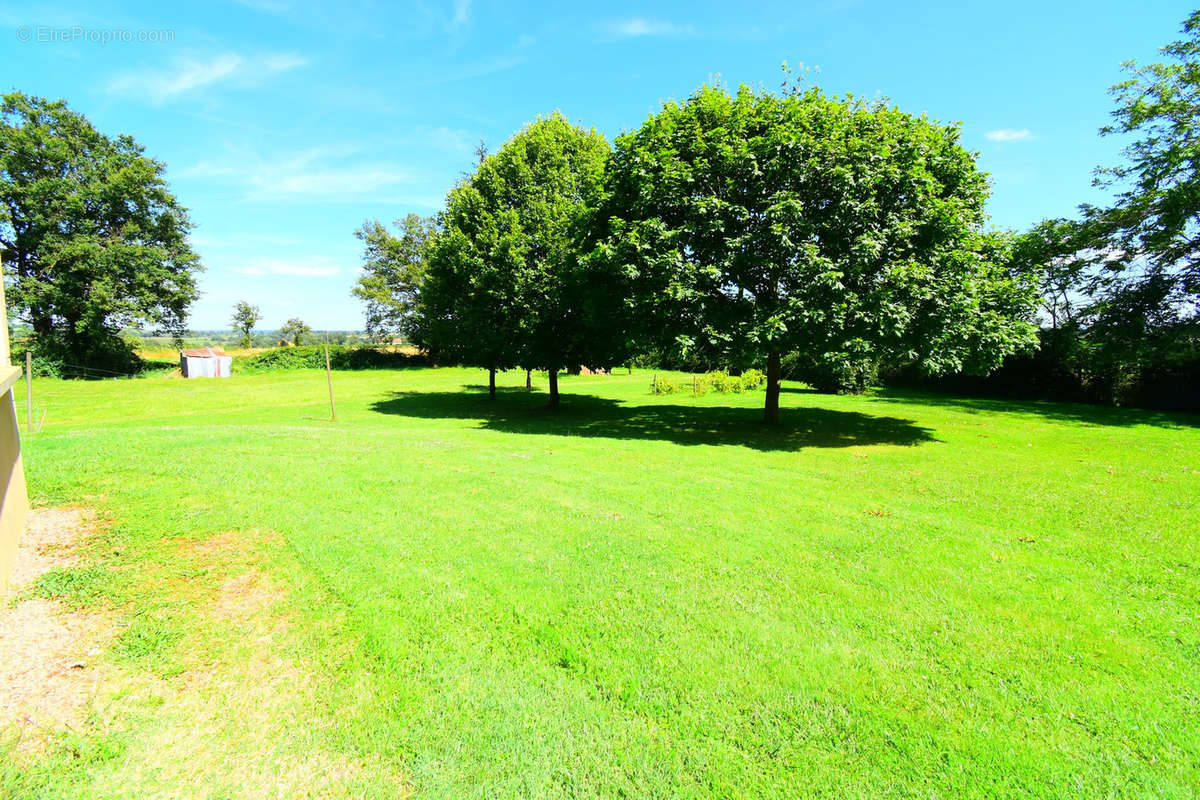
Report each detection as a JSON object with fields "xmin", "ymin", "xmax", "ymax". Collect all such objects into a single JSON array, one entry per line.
[{"xmin": 0, "ymin": 508, "xmax": 114, "ymax": 747}]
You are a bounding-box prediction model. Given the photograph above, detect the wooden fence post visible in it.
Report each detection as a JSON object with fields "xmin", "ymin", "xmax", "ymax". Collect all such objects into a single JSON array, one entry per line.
[
  {"xmin": 25, "ymin": 351, "xmax": 31, "ymax": 434},
  {"xmin": 324, "ymin": 342, "xmax": 337, "ymax": 421}
]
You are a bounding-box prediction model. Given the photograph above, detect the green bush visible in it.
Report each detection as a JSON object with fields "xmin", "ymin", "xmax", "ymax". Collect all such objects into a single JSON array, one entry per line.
[
  {"xmin": 235, "ymin": 346, "xmax": 427, "ymax": 373},
  {"xmin": 704, "ymin": 371, "xmax": 742, "ymax": 393},
  {"xmin": 650, "ymin": 375, "xmax": 680, "ymax": 394},
  {"xmin": 739, "ymin": 369, "xmax": 766, "ymax": 389},
  {"xmin": 650, "ymin": 370, "xmax": 767, "ymax": 395}
]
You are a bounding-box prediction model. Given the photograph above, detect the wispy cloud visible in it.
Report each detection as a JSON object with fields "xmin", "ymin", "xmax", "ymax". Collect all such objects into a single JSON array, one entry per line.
[
  {"xmin": 107, "ymin": 51, "xmax": 308, "ymax": 103},
  {"xmin": 606, "ymin": 18, "xmax": 693, "ymax": 37},
  {"xmin": 246, "ymin": 165, "xmax": 411, "ymax": 201},
  {"xmin": 232, "ymin": 257, "xmax": 343, "ymax": 278},
  {"xmin": 233, "ymin": 0, "xmax": 293, "ymax": 12},
  {"xmin": 984, "ymin": 128, "xmax": 1033, "ymax": 142},
  {"xmin": 183, "ymin": 146, "xmax": 421, "ymax": 203},
  {"xmin": 427, "ymin": 55, "xmax": 527, "ymax": 85},
  {"xmin": 451, "ymin": 0, "xmax": 471, "ymax": 29}
]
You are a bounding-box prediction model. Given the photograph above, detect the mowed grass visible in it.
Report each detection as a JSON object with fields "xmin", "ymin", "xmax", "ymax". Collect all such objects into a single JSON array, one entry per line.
[{"xmin": 12, "ymin": 367, "xmax": 1200, "ymax": 798}]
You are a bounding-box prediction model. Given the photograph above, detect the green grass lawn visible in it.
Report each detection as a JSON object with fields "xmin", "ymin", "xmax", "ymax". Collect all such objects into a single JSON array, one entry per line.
[{"xmin": 7, "ymin": 367, "xmax": 1199, "ymax": 798}]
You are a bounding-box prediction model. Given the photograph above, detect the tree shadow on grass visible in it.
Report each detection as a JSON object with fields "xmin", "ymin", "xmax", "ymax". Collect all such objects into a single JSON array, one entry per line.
[
  {"xmin": 870, "ymin": 387, "xmax": 1200, "ymax": 429},
  {"xmin": 369, "ymin": 387, "xmax": 935, "ymax": 452}
]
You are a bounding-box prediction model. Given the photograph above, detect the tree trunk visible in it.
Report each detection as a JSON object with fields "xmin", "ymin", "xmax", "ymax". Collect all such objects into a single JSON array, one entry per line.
[
  {"xmin": 525, "ymin": 368, "xmax": 532, "ymax": 389},
  {"xmin": 763, "ymin": 350, "xmax": 781, "ymax": 424},
  {"xmin": 488, "ymin": 366, "xmax": 496, "ymax": 400},
  {"xmin": 547, "ymin": 368, "xmax": 559, "ymax": 409}
]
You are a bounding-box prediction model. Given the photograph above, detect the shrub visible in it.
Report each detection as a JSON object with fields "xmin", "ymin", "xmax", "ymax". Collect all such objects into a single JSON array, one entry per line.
[
  {"xmin": 650, "ymin": 375, "xmax": 680, "ymax": 394},
  {"xmin": 799, "ymin": 354, "xmax": 878, "ymax": 394},
  {"xmin": 650, "ymin": 370, "xmax": 767, "ymax": 395},
  {"xmin": 235, "ymin": 345, "xmax": 427, "ymax": 373},
  {"xmin": 739, "ymin": 369, "xmax": 766, "ymax": 389}
]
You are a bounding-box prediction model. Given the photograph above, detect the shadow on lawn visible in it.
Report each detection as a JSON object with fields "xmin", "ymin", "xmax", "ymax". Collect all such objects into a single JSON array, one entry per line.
[
  {"xmin": 369, "ymin": 387, "xmax": 935, "ymax": 452},
  {"xmin": 871, "ymin": 387, "xmax": 1200, "ymax": 428}
]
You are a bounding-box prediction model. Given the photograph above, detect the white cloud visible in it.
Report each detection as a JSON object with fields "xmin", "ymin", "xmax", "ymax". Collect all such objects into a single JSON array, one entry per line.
[
  {"xmin": 231, "ymin": 258, "xmax": 342, "ymax": 278},
  {"xmin": 245, "ymin": 165, "xmax": 412, "ymax": 202},
  {"xmin": 183, "ymin": 145, "xmax": 420, "ymax": 203},
  {"xmin": 984, "ymin": 128, "xmax": 1033, "ymax": 142},
  {"xmin": 451, "ymin": 0, "xmax": 471, "ymax": 28},
  {"xmin": 607, "ymin": 18, "xmax": 693, "ymax": 37},
  {"xmin": 107, "ymin": 51, "xmax": 308, "ymax": 103}
]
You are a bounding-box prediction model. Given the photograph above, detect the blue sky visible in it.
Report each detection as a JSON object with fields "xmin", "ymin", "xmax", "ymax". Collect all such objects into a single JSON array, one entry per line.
[{"xmin": 1, "ymin": 0, "xmax": 1192, "ymax": 330}]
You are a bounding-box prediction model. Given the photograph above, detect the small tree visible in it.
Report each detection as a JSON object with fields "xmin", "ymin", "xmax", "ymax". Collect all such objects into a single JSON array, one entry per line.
[
  {"xmin": 231, "ymin": 301, "xmax": 261, "ymax": 348},
  {"xmin": 280, "ymin": 317, "xmax": 312, "ymax": 346},
  {"xmin": 598, "ymin": 82, "xmax": 1040, "ymax": 422},
  {"xmin": 353, "ymin": 214, "xmax": 436, "ymax": 340}
]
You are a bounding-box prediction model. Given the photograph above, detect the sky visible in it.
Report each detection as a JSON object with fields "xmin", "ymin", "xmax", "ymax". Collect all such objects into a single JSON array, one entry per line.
[{"xmin": 1, "ymin": 0, "xmax": 1194, "ymax": 331}]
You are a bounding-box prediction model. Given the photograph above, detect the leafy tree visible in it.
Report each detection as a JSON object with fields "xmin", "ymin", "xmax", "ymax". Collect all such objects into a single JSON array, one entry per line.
[
  {"xmin": 280, "ymin": 317, "xmax": 312, "ymax": 346},
  {"xmin": 417, "ymin": 113, "xmax": 612, "ymax": 405},
  {"xmin": 230, "ymin": 301, "xmax": 260, "ymax": 348},
  {"xmin": 352, "ymin": 214, "xmax": 436, "ymax": 340},
  {"xmin": 596, "ymin": 82, "xmax": 1040, "ymax": 421},
  {"xmin": 0, "ymin": 92, "xmax": 201, "ymax": 370},
  {"xmin": 1014, "ymin": 11, "xmax": 1200, "ymax": 405}
]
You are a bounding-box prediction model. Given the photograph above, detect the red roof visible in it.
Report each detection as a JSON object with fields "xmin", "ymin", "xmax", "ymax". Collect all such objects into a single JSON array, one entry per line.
[{"xmin": 181, "ymin": 347, "xmax": 227, "ymax": 358}]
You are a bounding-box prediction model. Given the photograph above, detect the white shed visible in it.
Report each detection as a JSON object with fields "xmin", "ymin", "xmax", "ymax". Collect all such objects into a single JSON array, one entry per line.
[{"xmin": 180, "ymin": 347, "xmax": 233, "ymax": 378}]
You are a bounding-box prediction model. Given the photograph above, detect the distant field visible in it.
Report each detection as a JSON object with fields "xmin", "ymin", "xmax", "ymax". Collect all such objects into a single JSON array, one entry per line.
[{"xmin": 6, "ymin": 368, "xmax": 1199, "ymax": 798}]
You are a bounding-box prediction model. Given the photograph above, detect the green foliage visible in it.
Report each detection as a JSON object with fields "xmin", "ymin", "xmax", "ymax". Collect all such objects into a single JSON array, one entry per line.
[
  {"xmin": 597, "ymin": 82, "xmax": 1041, "ymax": 419},
  {"xmin": 29, "ymin": 567, "xmax": 112, "ymax": 607},
  {"xmin": 0, "ymin": 92, "xmax": 200, "ymax": 368},
  {"xmin": 795, "ymin": 352, "xmax": 880, "ymax": 394},
  {"xmin": 279, "ymin": 317, "xmax": 312, "ymax": 346},
  {"xmin": 236, "ymin": 344, "xmax": 426, "ymax": 372},
  {"xmin": 417, "ymin": 113, "xmax": 615, "ymax": 406},
  {"xmin": 649, "ymin": 374, "xmax": 681, "ymax": 394},
  {"xmin": 973, "ymin": 12, "xmax": 1200, "ymax": 410},
  {"xmin": 230, "ymin": 301, "xmax": 261, "ymax": 349},
  {"xmin": 651, "ymin": 369, "xmax": 767, "ymax": 394},
  {"xmin": 353, "ymin": 214, "xmax": 436, "ymax": 339},
  {"xmin": 114, "ymin": 614, "xmax": 183, "ymax": 670}
]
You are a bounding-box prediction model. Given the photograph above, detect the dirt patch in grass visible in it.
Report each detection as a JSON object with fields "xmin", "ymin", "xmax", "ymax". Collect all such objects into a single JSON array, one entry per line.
[
  {"xmin": 4, "ymin": 518, "xmax": 410, "ymax": 797},
  {"xmin": 107, "ymin": 528, "xmax": 410, "ymax": 798},
  {"xmin": 0, "ymin": 508, "xmax": 114, "ymax": 750}
]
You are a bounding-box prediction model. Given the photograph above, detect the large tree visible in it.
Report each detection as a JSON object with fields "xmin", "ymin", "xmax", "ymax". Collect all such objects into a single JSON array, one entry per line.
[
  {"xmin": 417, "ymin": 113, "xmax": 614, "ymax": 406},
  {"xmin": 596, "ymin": 83, "xmax": 1040, "ymax": 422},
  {"xmin": 0, "ymin": 92, "xmax": 200, "ymax": 369},
  {"xmin": 353, "ymin": 214, "xmax": 436, "ymax": 341}
]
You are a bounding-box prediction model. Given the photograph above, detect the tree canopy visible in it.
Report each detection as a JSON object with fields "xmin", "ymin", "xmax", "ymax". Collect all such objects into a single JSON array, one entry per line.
[
  {"xmin": 416, "ymin": 113, "xmax": 613, "ymax": 405},
  {"xmin": 353, "ymin": 214, "xmax": 436, "ymax": 341},
  {"xmin": 280, "ymin": 317, "xmax": 312, "ymax": 346},
  {"xmin": 0, "ymin": 91, "xmax": 200, "ymax": 370},
  {"xmin": 1021, "ymin": 12, "xmax": 1200, "ymax": 397},
  {"xmin": 595, "ymin": 83, "xmax": 1040, "ymax": 421},
  {"xmin": 231, "ymin": 301, "xmax": 260, "ymax": 348}
]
